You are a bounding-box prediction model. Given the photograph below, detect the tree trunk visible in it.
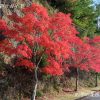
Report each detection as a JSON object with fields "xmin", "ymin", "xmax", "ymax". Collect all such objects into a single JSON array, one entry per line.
[
  {"xmin": 75, "ymin": 68, "xmax": 78, "ymax": 91},
  {"xmin": 31, "ymin": 44, "xmax": 43, "ymax": 100},
  {"xmin": 31, "ymin": 67, "xmax": 38, "ymax": 100},
  {"xmin": 95, "ymin": 72, "xmax": 98, "ymax": 87}
]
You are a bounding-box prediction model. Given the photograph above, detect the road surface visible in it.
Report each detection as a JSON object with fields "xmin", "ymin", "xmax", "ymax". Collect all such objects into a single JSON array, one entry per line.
[{"xmin": 80, "ymin": 92, "xmax": 100, "ymax": 100}]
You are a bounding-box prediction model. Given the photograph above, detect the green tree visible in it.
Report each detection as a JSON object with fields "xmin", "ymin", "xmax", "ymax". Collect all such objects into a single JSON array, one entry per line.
[
  {"xmin": 47, "ymin": 0, "xmax": 97, "ymax": 38},
  {"xmin": 95, "ymin": 4, "xmax": 100, "ymax": 35}
]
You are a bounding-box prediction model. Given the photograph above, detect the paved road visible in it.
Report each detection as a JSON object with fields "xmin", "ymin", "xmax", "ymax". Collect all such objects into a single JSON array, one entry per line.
[{"xmin": 80, "ymin": 92, "xmax": 100, "ymax": 100}]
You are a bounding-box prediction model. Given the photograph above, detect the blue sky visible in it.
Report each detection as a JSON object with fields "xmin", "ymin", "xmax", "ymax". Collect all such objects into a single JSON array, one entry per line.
[{"xmin": 93, "ymin": 0, "xmax": 100, "ymax": 4}]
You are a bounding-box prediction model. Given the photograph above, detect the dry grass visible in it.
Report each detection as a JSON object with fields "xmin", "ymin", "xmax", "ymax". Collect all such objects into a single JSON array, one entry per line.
[{"xmin": 37, "ymin": 81, "xmax": 100, "ymax": 100}]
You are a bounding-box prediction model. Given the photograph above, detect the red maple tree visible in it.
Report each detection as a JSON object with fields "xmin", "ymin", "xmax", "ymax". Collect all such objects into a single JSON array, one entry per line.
[{"xmin": 0, "ymin": 3, "xmax": 78, "ymax": 76}]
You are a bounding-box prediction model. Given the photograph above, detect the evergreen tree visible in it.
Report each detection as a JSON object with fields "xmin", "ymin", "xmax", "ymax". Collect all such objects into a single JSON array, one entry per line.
[{"xmin": 47, "ymin": 0, "xmax": 97, "ymax": 38}]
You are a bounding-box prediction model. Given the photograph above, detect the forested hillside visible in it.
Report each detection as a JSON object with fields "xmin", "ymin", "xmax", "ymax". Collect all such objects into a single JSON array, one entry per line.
[{"xmin": 0, "ymin": 0, "xmax": 100, "ymax": 100}]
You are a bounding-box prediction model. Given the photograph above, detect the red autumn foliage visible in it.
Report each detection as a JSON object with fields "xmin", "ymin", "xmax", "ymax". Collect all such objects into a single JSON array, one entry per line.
[
  {"xmin": 15, "ymin": 58, "xmax": 34, "ymax": 69},
  {"xmin": 66, "ymin": 36, "xmax": 100, "ymax": 73},
  {"xmin": 0, "ymin": 3, "xmax": 100, "ymax": 76},
  {"xmin": 0, "ymin": 19, "xmax": 7, "ymax": 30},
  {"xmin": 85, "ymin": 37, "xmax": 100, "ymax": 72}
]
